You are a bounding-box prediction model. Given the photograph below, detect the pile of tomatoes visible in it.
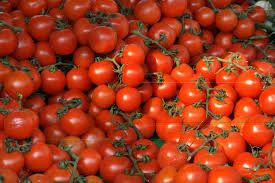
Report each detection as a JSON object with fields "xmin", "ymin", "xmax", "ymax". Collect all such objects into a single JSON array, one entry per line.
[{"xmin": 0, "ymin": 0, "xmax": 274, "ymax": 182}]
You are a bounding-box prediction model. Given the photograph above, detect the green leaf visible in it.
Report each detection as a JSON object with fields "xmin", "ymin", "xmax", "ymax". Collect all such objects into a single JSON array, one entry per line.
[{"xmin": 267, "ymin": 0, "xmax": 275, "ymax": 9}]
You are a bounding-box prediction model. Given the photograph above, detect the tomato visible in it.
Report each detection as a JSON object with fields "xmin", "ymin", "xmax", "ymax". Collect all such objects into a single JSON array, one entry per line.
[
  {"xmin": 28, "ymin": 15, "xmax": 55, "ymax": 41},
  {"xmin": 28, "ymin": 174, "xmax": 52, "ymax": 183},
  {"xmin": 259, "ymin": 86, "xmax": 275, "ymax": 115},
  {"xmin": 121, "ymin": 44, "xmax": 145, "ymax": 65},
  {"xmin": 45, "ymin": 163, "xmax": 74, "ymax": 182},
  {"xmin": 188, "ymin": 0, "xmax": 205, "ymax": 13},
  {"xmin": 156, "ymin": 115, "xmax": 182, "ymax": 142},
  {"xmin": 234, "ymin": 70, "xmax": 263, "ymax": 98},
  {"xmin": 148, "ymin": 23, "xmax": 176, "ymax": 48},
  {"xmin": 216, "ymin": 9, "xmax": 238, "ymax": 32},
  {"xmin": 152, "ymin": 74, "xmax": 177, "ymax": 100},
  {"xmin": 48, "ymin": 144, "xmax": 70, "ymax": 163},
  {"xmin": 215, "ymin": 69, "xmax": 239, "ymax": 86},
  {"xmin": 208, "ymin": 166, "xmax": 241, "ymax": 183},
  {"xmin": 49, "ymin": 29, "xmax": 77, "ymax": 55},
  {"xmin": 243, "ymin": 114, "xmax": 273, "ymax": 147},
  {"xmin": 233, "ymin": 152, "xmax": 262, "ymax": 178},
  {"xmin": 208, "ymin": 97, "xmax": 234, "ymax": 117},
  {"xmin": 179, "ymin": 130, "xmax": 204, "ymax": 153},
  {"xmin": 182, "ymin": 105, "xmax": 206, "ymax": 128},
  {"xmin": 138, "ymin": 159, "xmax": 160, "ymax": 179},
  {"xmin": 134, "ymin": 0, "xmax": 161, "ymax": 25},
  {"xmin": 252, "ymin": 30, "xmax": 269, "ymax": 49},
  {"xmin": 116, "ymin": 87, "xmax": 141, "ymax": 112},
  {"xmin": 73, "ymin": 18, "xmax": 95, "ymax": 46},
  {"xmin": 214, "ymin": 32, "xmax": 233, "ymax": 50},
  {"xmin": 64, "ymin": 0, "xmax": 90, "ymax": 21},
  {"xmin": 157, "ymin": 142, "xmax": 188, "ymax": 169},
  {"xmin": 107, "ymin": 127, "xmax": 137, "ymax": 145},
  {"xmin": 146, "ymin": 49, "xmax": 173, "ymax": 74},
  {"xmin": 60, "ymin": 108, "xmax": 90, "ymax": 136},
  {"xmin": 171, "ymin": 63, "xmax": 194, "ymax": 87},
  {"xmin": 194, "ymin": 148, "xmax": 228, "ymax": 169},
  {"xmin": 81, "ymin": 127, "xmax": 106, "ymax": 149},
  {"xmin": 132, "ymin": 139, "xmax": 158, "ymax": 160},
  {"xmin": 248, "ymin": 5, "xmax": 266, "ymax": 23},
  {"xmin": 4, "ymin": 70, "xmax": 34, "ymax": 99},
  {"xmin": 40, "ymin": 68, "xmax": 66, "ymax": 95},
  {"xmin": 179, "ymin": 32, "xmax": 203, "ymax": 57},
  {"xmin": 109, "ymin": 13, "xmax": 129, "ymax": 40},
  {"xmin": 229, "ymin": 43, "xmax": 256, "ymax": 62},
  {"xmin": 95, "ymin": 110, "xmax": 124, "ymax": 133},
  {"xmin": 66, "ymin": 67, "xmax": 91, "ymax": 92},
  {"xmin": 49, "ymin": 7, "xmax": 66, "ymax": 20},
  {"xmin": 133, "ymin": 115, "xmax": 155, "ymax": 138},
  {"xmin": 60, "ymin": 136, "xmax": 86, "ymax": 155},
  {"xmin": 122, "ymin": 63, "xmax": 145, "ymax": 87},
  {"xmin": 252, "ymin": 60, "xmax": 274, "ymax": 77},
  {"xmin": 77, "ymin": 148, "xmax": 101, "ymax": 176},
  {"xmin": 254, "ymin": 168, "xmax": 275, "ymax": 183},
  {"xmin": 99, "ymin": 156, "xmax": 132, "ymax": 183},
  {"xmin": 174, "ymin": 163, "xmax": 208, "ymax": 183},
  {"xmin": 179, "ymin": 77, "xmax": 207, "ymax": 106},
  {"xmin": 0, "ymin": 169, "xmax": 19, "ymax": 182},
  {"xmin": 73, "ymin": 46, "xmax": 94, "ymax": 69},
  {"xmin": 152, "ymin": 166, "xmax": 177, "ymax": 183},
  {"xmin": 233, "ymin": 18, "xmax": 255, "ymax": 39},
  {"xmin": 18, "ymin": 0, "xmax": 47, "ymax": 16},
  {"xmin": 91, "ymin": 85, "xmax": 116, "ymax": 109},
  {"xmin": 24, "ymin": 95, "xmax": 46, "ymax": 112},
  {"xmin": 125, "ymin": 35, "xmax": 149, "ymax": 54},
  {"xmin": 91, "ymin": 0, "xmax": 118, "ymax": 13},
  {"xmin": 0, "ymin": 29, "xmax": 17, "ymax": 57},
  {"xmin": 13, "ymin": 32, "xmax": 35, "ymax": 60},
  {"xmin": 88, "ymin": 60, "xmax": 115, "ymax": 85},
  {"xmin": 160, "ymin": 17, "xmax": 182, "ymax": 37},
  {"xmin": 160, "ymin": 0, "xmax": 187, "ymax": 17},
  {"xmin": 24, "ymin": 143, "xmax": 53, "ymax": 172},
  {"xmin": 196, "ymin": 57, "xmax": 221, "ymax": 81},
  {"xmin": 234, "ymin": 97, "xmax": 261, "ymax": 118},
  {"xmin": 170, "ymin": 44, "xmax": 190, "ymax": 64},
  {"xmin": 210, "ymin": 116, "xmax": 231, "ymax": 131},
  {"xmin": 143, "ymin": 97, "xmax": 164, "ymax": 120},
  {"xmin": 4, "ymin": 110, "xmax": 36, "ymax": 139},
  {"xmin": 0, "ymin": 151, "xmax": 24, "ymax": 174},
  {"xmin": 88, "ymin": 26, "xmax": 117, "ymax": 54},
  {"xmin": 114, "ymin": 174, "xmax": 143, "ymax": 183},
  {"xmin": 196, "ymin": 7, "xmax": 215, "ymax": 27},
  {"xmin": 34, "ymin": 42, "xmax": 56, "ymax": 66},
  {"xmin": 86, "ymin": 175, "xmax": 104, "ymax": 183}
]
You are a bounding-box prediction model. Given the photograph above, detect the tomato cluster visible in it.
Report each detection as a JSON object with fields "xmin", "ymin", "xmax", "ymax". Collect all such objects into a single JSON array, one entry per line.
[{"xmin": 0, "ymin": 0, "xmax": 274, "ymax": 182}]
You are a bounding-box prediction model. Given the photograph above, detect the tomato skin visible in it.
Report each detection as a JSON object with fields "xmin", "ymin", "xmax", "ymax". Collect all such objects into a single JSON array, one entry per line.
[
  {"xmin": 160, "ymin": 0, "xmax": 187, "ymax": 17},
  {"xmin": 137, "ymin": 81, "xmax": 153, "ymax": 103},
  {"xmin": 229, "ymin": 43, "xmax": 256, "ymax": 62},
  {"xmin": 66, "ymin": 67, "xmax": 91, "ymax": 92},
  {"xmin": 215, "ymin": 132, "xmax": 246, "ymax": 162},
  {"xmin": 60, "ymin": 136, "xmax": 86, "ymax": 155},
  {"xmin": 114, "ymin": 174, "xmax": 143, "ymax": 183},
  {"xmin": 157, "ymin": 142, "xmax": 188, "ymax": 169},
  {"xmin": 95, "ymin": 110, "xmax": 124, "ymax": 133},
  {"xmin": 60, "ymin": 108, "xmax": 91, "ymax": 136},
  {"xmin": 134, "ymin": 0, "xmax": 161, "ymax": 25},
  {"xmin": 208, "ymin": 97, "xmax": 234, "ymax": 117},
  {"xmin": 91, "ymin": 0, "xmax": 119, "ymax": 13},
  {"xmin": 34, "ymin": 42, "xmax": 56, "ymax": 66},
  {"xmin": 28, "ymin": 174, "xmax": 52, "ymax": 183},
  {"xmin": 45, "ymin": 163, "xmax": 74, "ymax": 182},
  {"xmin": 196, "ymin": 7, "xmax": 215, "ymax": 27},
  {"xmin": 40, "ymin": 69, "xmax": 66, "ymax": 95},
  {"xmin": 91, "ymin": 85, "xmax": 116, "ymax": 109},
  {"xmin": 216, "ymin": 9, "xmax": 238, "ymax": 32},
  {"xmin": 18, "ymin": 0, "xmax": 47, "ymax": 16},
  {"xmin": 109, "ymin": 13, "xmax": 129, "ymax": 40},
  {"xmin": 182, "ymin": 105, "xmax": 206, "ymax": 128},
  {"xmin": 64, "ymin": 0, "xmax": 90, "ymax": 21},
  {"xmin": 73, "ymin": 18, "xmax": 95, "ymax": 46},
  {"xmin": 170, "ymin": 44, "xmax": 190, "ymax": 64},
  {"xmin": 151, "ymin": 166, "xmax": 177, "ymax": 183},
  {"xmin": 214, "ymin": 32, "xmax": 233, "ymax": 50},
  {"xmin": 234, "ymin": 97, "xmax": 260, "ymax": 118},
  {"xmin": 28, "ymin": 15, "xmax": 55, "ymax": 41},
  {"xmin": 208, "ymin": 166, "xmax": 241, "ymax": 183},
  {"xmin": 107, "ymin": 127, "xmax": 137, "ymax": 145},
  {"xmin": 4, "ymin": 71, "xmax": 34, "ymax": 100},
  {"xmin": 233, "ymin": 152, "xmax": 261, "ymax": 178},
  {"xmin": 77, "ymin": 148, "xmax": 102, "ymax": 176},
  {"xmin": 86, "ymin": 175, "xmax": 104, "ymax": 183},
  {"xmin": 252, "ymin": 60, "xmax": 274, "ymax": 77},
  {"xmin": 160, "ymin": 17, "xmax": 182, "ymax": 37},
  {"xmin": 99, "ymin": 156, "xmax": 132, "ymax": 183},
  {"xmin": 24, "ymin": 143, "xmax": 53, "ymax": 172},
  {"xmin": 234, "ymin": 70, "xmax": 263, "ymax": 98},
  {"xmin": 152, "ymin": 74, "xmax": 177, "ymax": 100},
  {"xmin": 122, "ymin": 64, "xmax": 145, "ymax": 87},
  {"xmin": 0, "ymin": 29, "xmax": 17, "ymax": 57},
  {"xmin": 174, "ymin": 163, "xmax": 208, "ymax": 183},
  {"xmin": 179, "ymin": 32, "xmax": 203, "ymax": 57},
  {"xmin": 146, "ymin": 49, "xmax": 173, "ymax": 74},
  {"xmin": 243, "ymin": 114, "xmax": 273, "ymax": 147},
  {"xmin": 49, "ymin": 29, "xmax": 77, "ymax": 55},
  {"xmin": 121, "ymin": 44, "xmax": 145, "ymax": 65},
  {"xmin": 88, "ymin": 26, "xmax": 117, "ymax": 54},
  {"xmin": 248, "ymin": 5, "xmax": 266, "ymax": 23},
  {"xmin": 133, "ymin": 115, "xmax": 155, "ymax": 139},
  {"xmin": 44, "ymin": 123, "xmax": 67, "ymax": 145},
  {"xmin": 13, "ymin": 32, "xmax": 36, "ymax": 60},
  {"xmin": 81, "ymin": 127, "xmax": 106, "ymax": 149},
  {"xmin": 0, "ymin": 169, "xmax": 19, "ymax": 183},
  {"xmin": 171, "ymin": 63, "xmax": 194, "ymax": 87},
  {"xmin": 194, "ymin": 148, "xmax": 228, "ymax": 169},
  {"xmin": 116, "ymin": 87, "xmax": 141, "ymax": 112},
  {"xmin": 233, "ymin": 18, "xmax": 255, "ymax": 39},
  {"xmin": 88, "ymin": 60, "xmax": 115, "ymax": 85},
  {"xmin": 73, "ymin": 46, "xmax": 94, "ymax": 69},
  {"xmin": 138, "ymin": 159, "xmax": 160, "ymax": 179},
  {"xmin": 0, "ymin": 151, "xmax": 24, "ymax": 174},
  {"xmin": 4, "ymin": 111, "xmax": 36, "ymax": 140},
  {"xmin": 259, "ymin": 86, "xmax": 275, "ymax": 115},
  {"xmin": 196, "ymin": 57, "xmax": 221, "ymax": 81}
]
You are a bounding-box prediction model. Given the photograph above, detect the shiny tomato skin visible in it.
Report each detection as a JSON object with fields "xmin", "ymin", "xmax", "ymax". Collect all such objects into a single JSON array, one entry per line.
[
  {"xmin": 259, "ymin": 86, "xmax": 275, "ymax": 115},
  {"xmin": 0, "ymin": 169, "xmax": 19, "ymax": 183},
  {"xmin": 88, "ymin": 60, "xmax": 115, "ymax": 85},
  {"xmin": 134, "ymin": 0, "xmax": 161, "ymax": 25},
  {"xmin": 208, "ymin": 166, "xmax": 242, "ymax": 183},
  {"xmin": 0, "ymin": 29, "xmax": 17, "ymax": 57},
  {"xmin": 40, "ymin": 69, "xmax": 66, "ymax": 95},
  {"xmin": 64, "ymin": 0, "xmax": 90, "ymax": 21},
  {"xmin": 34, "ymin": 41, "xmax": 56, "ymax": 66},
  {"xmin": 160, "ymin": 0, "xmax": 187, "ymax": 17},
  {"xmin": 174, "ymin": 163, "xmax": 208, "ymax": 183},
  {"xmin": 215, "ymin": 9, "xmax": 238, "ymax": 32},
  {"xmin": 0, "ymin": 151, "xmax": 24, "ymax": 174},
  {"xmin": 116, "ymin": 87, "xmax": 141, "ymax": 112},
  {"xmin": 234, "ymin": 97, "xmax": 261, "ymax": 118}
]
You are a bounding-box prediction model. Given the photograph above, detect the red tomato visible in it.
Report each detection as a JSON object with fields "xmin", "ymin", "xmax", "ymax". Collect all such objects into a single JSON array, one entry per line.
[
  {"xmin": 208, "ymin": 166, "xmax": 241, "ymax": 183},
  {"xmin": 174, "ymin": 163, "xmax": 208, "ymax": 183},
  {"xmin": 259, "ymin": 86, "xmax": 275, "ymax": 115}
]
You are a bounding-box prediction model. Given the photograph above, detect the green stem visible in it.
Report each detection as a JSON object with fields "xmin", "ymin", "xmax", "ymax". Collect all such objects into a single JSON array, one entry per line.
[
  {"xmin": 0, "ymin": 20, "xmax": 22, "ymax": 32},
  {"xmin": 217, "ymin": 58, "xmax": 247, "ymax": 71},
  {"xmin": 207, "ymin": 0, "xmax": 219, "ymax": 13}
]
